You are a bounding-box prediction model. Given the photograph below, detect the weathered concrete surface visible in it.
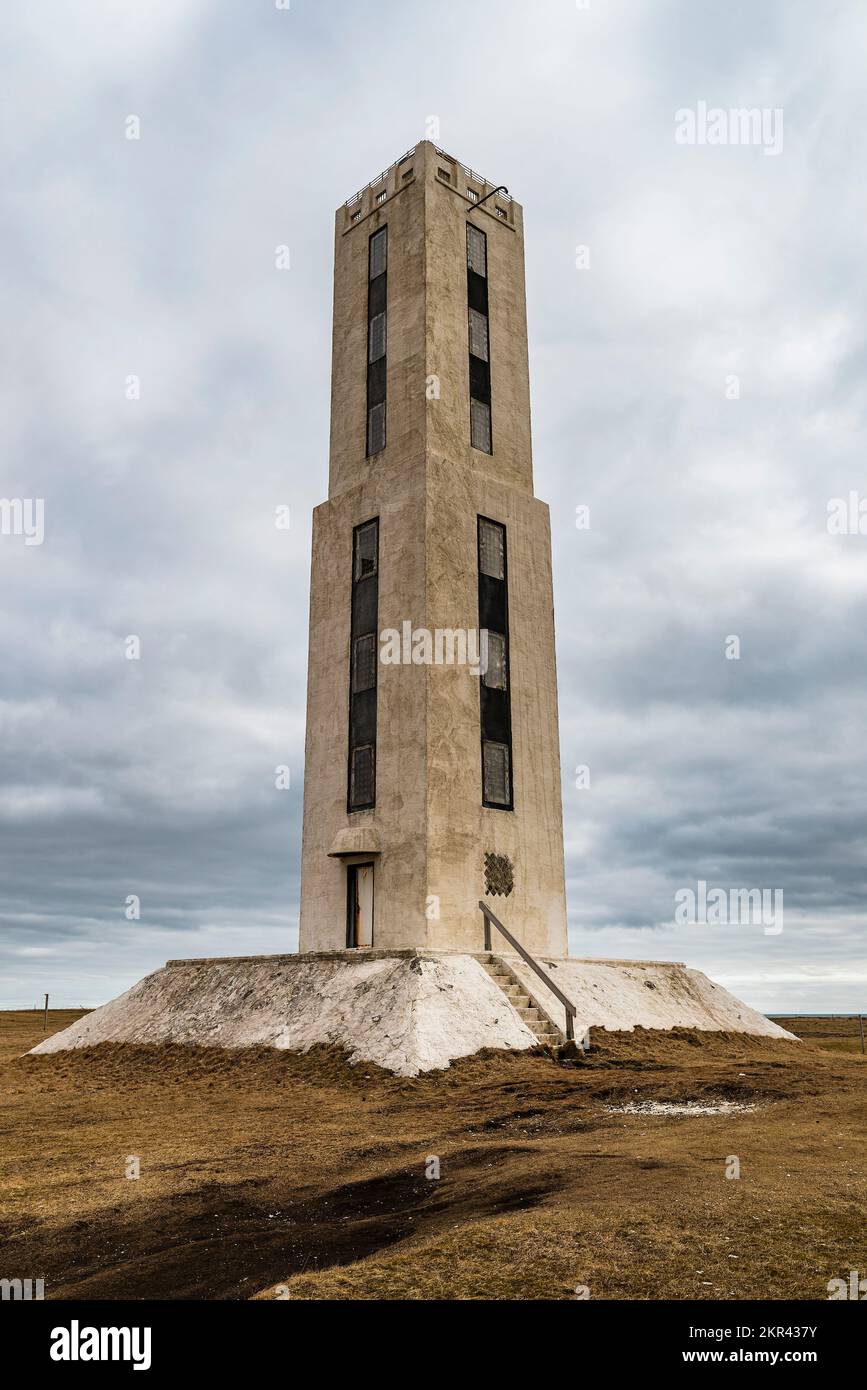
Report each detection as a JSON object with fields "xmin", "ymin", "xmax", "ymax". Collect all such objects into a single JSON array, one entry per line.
[
  {"xmin": 498, "ymin": 955, "xmax": 798, "ymax": 1041},
  {"xmin": 29, "ymin": 951, "xmax": 796, "ymax": 1075},
  {"xmin": 28, "ymin": 952, "xmax": 538, "ymax": 1077},
  {"xmin": 299, "ymin": 140, "xmax": 568, "ymax": 957}
]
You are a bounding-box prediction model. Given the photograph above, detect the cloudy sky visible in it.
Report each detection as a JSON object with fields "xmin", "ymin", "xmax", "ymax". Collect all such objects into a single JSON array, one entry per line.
[{"xmin": 2, "ymin": 0, "xmax": 865, "ymax": 1013}]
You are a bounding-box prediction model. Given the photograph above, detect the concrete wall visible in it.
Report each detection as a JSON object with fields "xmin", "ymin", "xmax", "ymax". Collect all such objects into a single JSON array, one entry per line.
[{"xmin": 299, "ymin": 142, "xmax": 567, "ymax": 957}]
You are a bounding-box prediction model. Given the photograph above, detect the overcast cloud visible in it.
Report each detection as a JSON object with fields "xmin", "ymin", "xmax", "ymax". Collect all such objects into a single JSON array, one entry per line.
[{"xmin": 1, "ymin": 0, "xmax": 865, "ymax": 1012}]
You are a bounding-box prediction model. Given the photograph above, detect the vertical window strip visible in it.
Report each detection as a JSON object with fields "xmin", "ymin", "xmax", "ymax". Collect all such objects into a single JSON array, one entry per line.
[
  {"xmin": 477, "ymin": 516, "xmax": 513, "ymax": 810},
  {"xmin": 467, "ymin": 223, "xmax": 491, "ymax": 453},
  {"xmin": 366, "ymin": 226, "xmax": 387, "ymax": 456},
  {"xmin": 348, "ymin": 518, "xmax": 379, "ymax": 811}
]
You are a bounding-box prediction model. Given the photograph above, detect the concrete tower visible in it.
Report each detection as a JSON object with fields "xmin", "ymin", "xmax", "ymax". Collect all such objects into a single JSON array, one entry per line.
[
  {"xmin": 31, "ymin": 144, "xmax": 798, "ymax": 1074},
  {"xmin": 299, "ymin": 141, "xmax": 568, "ymax": 958}
]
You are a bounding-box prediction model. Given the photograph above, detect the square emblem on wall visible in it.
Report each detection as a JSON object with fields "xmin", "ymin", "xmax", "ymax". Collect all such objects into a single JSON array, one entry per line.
[{"xmin": 484, "ymin": 852, "xmax": 514, "ymax": 897}]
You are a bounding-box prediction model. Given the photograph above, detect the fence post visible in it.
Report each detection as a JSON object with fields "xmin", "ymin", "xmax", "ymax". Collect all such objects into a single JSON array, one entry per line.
[
  {"xmin": 859, "ymin": 1014, "xmax": 864, "ymax": 1056},
  {"xmin": 43, "ymin": 993, "xmax": 49, "ymax": 1030}
]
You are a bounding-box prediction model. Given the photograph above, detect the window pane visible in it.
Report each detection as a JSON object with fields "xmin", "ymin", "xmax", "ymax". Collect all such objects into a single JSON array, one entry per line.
[
  {"xmin": 468, "ymin": 308, "xmax": 489, "ymax": 362},
  {"xmin": 470, "ymin": 398, "xmax": 492, "ymax": 454},
  {"xmin": 369, "ymin": 228, "xmax": 387, "ymax": 280},
  {"xmin": 352, "ymin": 633, "xmax": 377, "ymax": 693},
  {"xmin": 483, "ymin": 631, "xmax": 507, "ymax": 690},
  {"xmin": 467, "ymin": 224, "xmax": 487, "ymax": 277},
  {"xmin": 350, "ymin": 745, "xmax": 375, "ymax": 808},
  {"xmin": 483, "ymin": 741, "xmax": 510, "ymax": 806},
  {"xmin": 479, "ymin": 518, "xmax": 504, "ymax": 579},
  {"xmin": 367, "ymin": 401, "xmax": 386, "ymax": 456},
  {"xmin": 369, "ymin": 311, "xmax": 386, "ymax": 363},
  {"xmin": 354, "ymin": 520, "xmax": 378, "ymax": 580}
]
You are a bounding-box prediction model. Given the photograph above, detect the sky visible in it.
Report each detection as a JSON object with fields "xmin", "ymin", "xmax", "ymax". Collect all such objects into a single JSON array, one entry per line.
[{"xmin": 1, "ymin": 0, "xmax": 866, "ymax": 1013}]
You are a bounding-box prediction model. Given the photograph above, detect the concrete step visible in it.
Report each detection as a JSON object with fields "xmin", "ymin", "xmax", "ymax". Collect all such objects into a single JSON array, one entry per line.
[{"xmin": 485, "ymin": 959, "xmax": 565, "ymax": 1046}]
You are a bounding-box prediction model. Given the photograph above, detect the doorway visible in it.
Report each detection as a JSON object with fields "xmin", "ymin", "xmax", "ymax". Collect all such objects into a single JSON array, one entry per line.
[{"xmin": 346, "ymin": 863, "xmax": 374, "ymax": 948}]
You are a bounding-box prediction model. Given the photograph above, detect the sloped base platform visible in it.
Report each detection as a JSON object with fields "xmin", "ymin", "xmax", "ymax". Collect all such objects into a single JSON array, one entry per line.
[
  {"xmin": 29, "ymin": 950, "xmax": 796, "ymax": 1075},
  {"xmin": 502, "ymin": 955, "xmax": 797, "ymax": 1044}
]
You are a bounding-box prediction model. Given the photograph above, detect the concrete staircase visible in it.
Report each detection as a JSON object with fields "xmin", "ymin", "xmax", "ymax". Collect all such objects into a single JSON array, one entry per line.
[{"xmin": 482, "ymin": 954, "xmax": 563, "ymax": 1046}]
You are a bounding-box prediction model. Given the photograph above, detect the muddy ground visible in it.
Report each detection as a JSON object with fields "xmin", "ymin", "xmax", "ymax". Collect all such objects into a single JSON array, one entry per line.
[{"xmin": 1, "ymin": 1010, "xmax": 864, "ymax": 1300}]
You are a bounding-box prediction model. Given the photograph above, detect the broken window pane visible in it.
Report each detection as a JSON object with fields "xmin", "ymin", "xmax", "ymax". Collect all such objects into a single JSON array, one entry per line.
[{"xmin": 354, "ymin": 520, "xmax": 378, "ymax": 581}]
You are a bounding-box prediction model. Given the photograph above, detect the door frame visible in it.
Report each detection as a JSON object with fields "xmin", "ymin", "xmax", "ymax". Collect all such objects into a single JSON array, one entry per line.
[{"xmin": 346, "ymin": 861, "xmax": 375, "ymax": 948}]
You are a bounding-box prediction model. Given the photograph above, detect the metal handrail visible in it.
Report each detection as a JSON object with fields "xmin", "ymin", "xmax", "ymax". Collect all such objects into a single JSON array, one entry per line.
[{"xmin": 479, "ymin": 901, "xmax": 576, "ymax": 1042}]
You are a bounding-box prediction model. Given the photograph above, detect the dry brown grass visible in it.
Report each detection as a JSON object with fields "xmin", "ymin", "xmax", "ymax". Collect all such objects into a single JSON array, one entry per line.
[
  {"xmin": 1, "ymin": 1012, "xmax": 864, "ymax": 1300},
  {"xmin": 771, "ymin": 1015, "xmax": 866, "ymax": 1056}
]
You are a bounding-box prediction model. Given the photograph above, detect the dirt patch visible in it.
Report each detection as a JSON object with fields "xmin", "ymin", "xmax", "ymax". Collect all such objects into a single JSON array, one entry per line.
[{"xmin": 2, "ymin": 1013, "xmax": 864, "ymax": 1300}]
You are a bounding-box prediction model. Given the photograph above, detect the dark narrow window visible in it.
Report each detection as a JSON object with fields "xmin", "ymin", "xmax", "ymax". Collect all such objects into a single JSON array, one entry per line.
[
  {"xmin": 352, "ymin": 632, "xmax": 376, "ymax": 693},
  {"xmin": 478, "ymin": 516, "xmax": 513, "ymax": 809},
  {"xmin": 467, "ymin": 223, "xmax": 492, "ymax": 454},
  {"xmin": 350, "ymin": 745, "xmax": 375, "ymax": 808},
  {"xmin": 366, "ymin": 228, "xmax": 387, "ymax": 455},
  {"xmin": 348, "ymin": 519, "xmax": 379, "ymax": 811}
]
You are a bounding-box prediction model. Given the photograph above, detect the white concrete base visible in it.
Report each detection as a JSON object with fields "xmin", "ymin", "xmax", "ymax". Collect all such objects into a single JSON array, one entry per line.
[
  {"xmin": 29, "ymin": 951, "xmax": 537, "ymax": 1077},
  {"xmin": 29, "ymin": 950, "xmax": 797, "ymax": 1076},
  {"xmin": 499, "ymin": 955, "xmax": 798, "ymax": 1043}
]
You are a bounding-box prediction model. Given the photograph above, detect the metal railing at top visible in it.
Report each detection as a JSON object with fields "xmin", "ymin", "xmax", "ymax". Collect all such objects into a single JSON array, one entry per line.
[
  {"xmin": 437, "ymin": 150, "xmax": 513, "ymax": 202},
  {"xmin": 345, "ymin": 147, "xmax": 417, "ymax": 207},
  {"xmin": 344, "ymin": 145, "xmax": 513, "ymax": 209},
  {"xmin": 478, "ymin": 900, "xmax": 575, "ymax": 1041}
]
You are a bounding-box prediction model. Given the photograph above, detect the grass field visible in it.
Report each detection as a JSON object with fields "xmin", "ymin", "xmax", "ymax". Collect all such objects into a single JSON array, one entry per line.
[
  {"xmin": 1, "ymin": 1010, "xmax": 864, "ymax": 1301},
  {"xmin": 769, "ymin": 1015, "xmax": 865, "ymax": 1056}
]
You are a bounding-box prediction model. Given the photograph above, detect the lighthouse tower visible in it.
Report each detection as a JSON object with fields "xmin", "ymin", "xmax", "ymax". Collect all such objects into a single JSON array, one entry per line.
[
  {"xmin": 29, "ymin": 143, "xmax": 799, "ymax": 1076},
  {"xmin": 298, "ymin": 141, "xmax": 568, "ymax": 958}
]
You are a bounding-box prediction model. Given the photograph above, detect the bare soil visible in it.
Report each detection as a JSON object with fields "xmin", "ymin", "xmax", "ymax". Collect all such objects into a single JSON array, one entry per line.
[{"xmin": 1, "ymin": 1010, "xmax": 864, "ymax": 1300}]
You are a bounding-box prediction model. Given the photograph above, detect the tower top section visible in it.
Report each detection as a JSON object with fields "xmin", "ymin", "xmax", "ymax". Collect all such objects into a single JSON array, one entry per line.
[
  {"xmin": 340, "ymin": 141, "xmax": 519, "ymax": 229},
  {"xmin": 327, "ymin": 140, "xmax": 533, "ymax": 501}
]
